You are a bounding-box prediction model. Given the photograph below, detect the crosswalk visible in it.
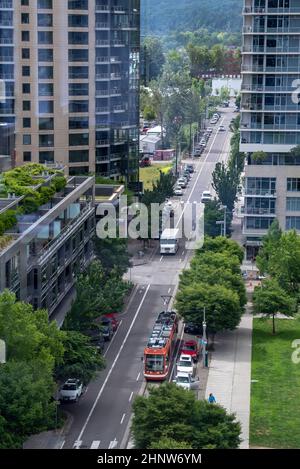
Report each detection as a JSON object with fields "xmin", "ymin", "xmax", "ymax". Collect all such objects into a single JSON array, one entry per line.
[{"xmin": 73, "ymin": 440, "xmax": 118, "ymax": 450}]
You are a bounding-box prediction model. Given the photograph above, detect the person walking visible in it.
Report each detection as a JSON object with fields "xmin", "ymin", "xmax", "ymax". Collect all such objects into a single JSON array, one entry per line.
[{"xmin": 208, "ymin": 393, "xmax": 216, "ymax": 404}]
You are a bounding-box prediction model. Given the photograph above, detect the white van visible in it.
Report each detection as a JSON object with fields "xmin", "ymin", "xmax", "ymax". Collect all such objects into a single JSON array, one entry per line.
[{"xmin": 160, "ymin": 228, "xmax": 180, "ymax": 255}]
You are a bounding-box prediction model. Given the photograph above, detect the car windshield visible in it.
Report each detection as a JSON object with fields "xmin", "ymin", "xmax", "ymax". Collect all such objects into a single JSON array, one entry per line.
[
  {"xmin": 183, "ymin": 344, "xmax": 196, "ymax": 351},
  {"xmin": 177, "ymin": 375, "xmax": 190, "ymax": 383},
  {"xmin": 178, "ymin": 361, "xmax": 191, "ymax": 367},
  {"xmin": 62, "ymin": 384, "xmax": 77, "ymax": 391},
  {"xmin": 161, "ymin": 239, "xmax": 176, "ymax": 245},
  {"xmin": 145, "ymin": 355, "xmax": 164, "ymax": 372}
]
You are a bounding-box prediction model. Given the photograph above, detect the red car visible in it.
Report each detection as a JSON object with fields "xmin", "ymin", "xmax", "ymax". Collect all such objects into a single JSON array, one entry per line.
[
  {"xmin": 103, "ymin": 313, "xmax": 119, "ymax": 332},
  {"xmin": 180, "ymin": 340, "xmax": 200, "ymax": 363}
]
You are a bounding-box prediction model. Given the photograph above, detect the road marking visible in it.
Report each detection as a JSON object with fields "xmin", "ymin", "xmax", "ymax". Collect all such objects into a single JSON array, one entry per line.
[
  {"xmin": 73, "ymin": 284, "xmax": 151, "ymax": 447},
  {"xmin": 136, "ymin": 372, "xmax": 141, "ymax": 381},
  {"xmin": 160, "ymin": 256, "xmax": 163, "ymax": 262},
  {"xmin": 59, "ymin": 440, "xmax": 65, "ymax": 450},
  {"xmin": 129, "ymin": 391, "xmax": 134, "ymax": 402},
  {"xmin": 90, "ymin": 441, "xmax": 101, "ymax": 449},
  {"xmin": 108, "ymin": 439, "xmax": 118, "ymax": 449},
  {"xmin": 73, "ymin": 440, "xmax": 82, "ymax": 450},
  {"xmin": 179, "ymin": 258, "xmax": 183, "ymax": 263},
  {"xmin": 120, "ymin": 413, "xmax": 126, "ymax": 425},
  {"xmin": 104, "ymin": 320, "xmax": 123, "ymax": 358},
  {"xmin": 168, "ymin": 287, "xmax": 171, "ymax": 294}
]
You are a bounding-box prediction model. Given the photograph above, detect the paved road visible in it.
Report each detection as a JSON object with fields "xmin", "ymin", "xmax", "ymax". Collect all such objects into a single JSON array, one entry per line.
[{"xmin": 61, "ymin": 106, "xmax": 235, "ymax": 450}]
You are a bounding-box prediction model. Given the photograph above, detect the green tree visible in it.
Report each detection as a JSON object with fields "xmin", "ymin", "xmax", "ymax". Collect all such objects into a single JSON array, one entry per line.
[
  {"xmin": 94, "ymin": 237, "xmax": 130, "ymax": 276},
  {"xmin": 150, "ymin": 437, "xmax": 193, "ymax": 449},
  {"xmin": 204, "ymin": 200, "xmax": 224, "ymax": 238},
  {"xmin": 142, "ymin": 37, "xmax": 165, "ymax": 84},
  {"xmin": 256, "ymin": 219, "xmax": 282, "ymax": 274},
  {"xmin": 132, "ymin": 383, "xmax": 241, "ymax": 449},
  {"xmin": 253, "ymin": 280, "xmax": 296, "ymax": 334},
  {"xmin": 201, "ymin": 236, "xmax": 244, "ymax": 263},
  {"xmin": 212, "ymin": 162, "xmax": 239, "ymax": 213}
]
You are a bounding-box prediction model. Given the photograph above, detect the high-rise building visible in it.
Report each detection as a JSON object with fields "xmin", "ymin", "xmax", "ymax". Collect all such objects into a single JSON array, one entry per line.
[
  {"xmin": 0, "ymin": 0, "xmax": 140, "ymax": 181},
  {"xmin": 240, "ymin": 0, "xmax": 300, "ymax": 259}
]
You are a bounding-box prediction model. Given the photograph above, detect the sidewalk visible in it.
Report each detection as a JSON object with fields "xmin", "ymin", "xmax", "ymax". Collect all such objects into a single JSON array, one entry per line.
[{"xmin": 205, "ymin": 213, "xmax": 253, "ymax": 449}]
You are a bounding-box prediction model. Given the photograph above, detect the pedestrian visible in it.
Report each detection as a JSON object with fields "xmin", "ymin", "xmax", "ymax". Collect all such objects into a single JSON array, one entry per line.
[{"xmin": 208, "ymin": 393, "xmax": 216, "ymax": 404}]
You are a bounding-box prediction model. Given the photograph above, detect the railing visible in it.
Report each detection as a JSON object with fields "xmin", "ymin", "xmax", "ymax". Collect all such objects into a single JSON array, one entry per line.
[
  {"xmin": 113, "ymin": 105, "xmax": 125, "ymax": 111},
  {"xmin": 96, "ymin": 40, "xmax": 109, "ymax": 46},
  {"xmin": 95, "ymin": 3, "xmax": 109, "ymax": 11},
  {"xmin": 95, "ymin": 72, "xmax": 110, "ymax": 78},
  {"xmin": 244, "ymin": 207, "xmax": 276, "ymax": 215},
  {"xmin": 0, "ymin": 38, "xmax": 12, "ymax": 44},
  {"xmin": 96, "ymin": 107, "xmax": 109, "ymax": 113},
  {"xmin": 0, "ymin": 1, "xmax": 13, "ymax": 8},
  {"xmin": 95, "ymin": 22, "xmax": 109, "ymax": 28},
  {"xmin": 244, "ymin": 189, "xmax": 277, "ymax": 197},
  {"xmin": 243, "ymin": 45, "xmax": 300, "ymax": 53},
  {"xmin": 0, "ymin": 20, "xmax": 12, "ymax": 26},
  {"xmin": 95, "ymin": 139, "xmax": 109, "ymax": 145}
]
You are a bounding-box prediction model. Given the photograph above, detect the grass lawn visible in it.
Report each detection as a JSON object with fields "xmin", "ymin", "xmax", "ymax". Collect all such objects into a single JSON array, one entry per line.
[
  {"xmin": 250, "ymin": 317, "xmax": 300, "ymax": 448},
  {"xmin": 139, "ymin": 164, "xmax": 173, "ymax": 190}
]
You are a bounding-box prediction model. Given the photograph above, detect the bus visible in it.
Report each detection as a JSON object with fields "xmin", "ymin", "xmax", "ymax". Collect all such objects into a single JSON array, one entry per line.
[{"xmin": 144, "ymin": 311, "xmax": 178, "ymax": 381}]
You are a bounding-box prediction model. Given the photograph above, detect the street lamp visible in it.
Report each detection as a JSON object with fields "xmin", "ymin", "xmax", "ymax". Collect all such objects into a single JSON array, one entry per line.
[
  {"xmin": 202, "ymin": 307, "xmax": 208, "ymax": 368},
  {"xmin": 220, "ymin": 205, "xmax": 227, "ymax": 237}
]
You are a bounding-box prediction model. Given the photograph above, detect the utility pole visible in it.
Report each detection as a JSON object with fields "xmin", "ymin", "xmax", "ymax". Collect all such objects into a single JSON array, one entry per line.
[{"xmin": 202, "ymin": 307, "xmax": 207, "ymax": 368}]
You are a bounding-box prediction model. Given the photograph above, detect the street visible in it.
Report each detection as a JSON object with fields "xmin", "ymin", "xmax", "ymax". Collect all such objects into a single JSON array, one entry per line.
[{"xmin": 61, "ymin": 106, "xmax": 235, "ymax": 450}]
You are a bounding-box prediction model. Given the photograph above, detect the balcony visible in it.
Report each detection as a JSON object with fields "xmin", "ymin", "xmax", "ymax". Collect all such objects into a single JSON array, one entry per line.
[
  {"xmin": 95, "ymin": 107, "xmax": 109, "ymax": 113},
  {"xmin": 95, "ymin": 22, "xmax": 109, "ymax": 29},
  {"xmin": 243, "ymin": 207, "xmax": 276, "ymax": 216},
  {"xmin": 95, "ymin": 40, "xmax": 109, "ymax": 46},
  {"xmin": 0, "ymin": 0, "xmax": 13, "ymax": 7},
  {"xmin": 95, "ymin": 139, "xmax": 109, "ymax": 146},
  {"xmin": 95, "ymin": 4, "xmax": 109, "ymax": 12},
  {"xmin": 244, "ymin": 189, "xmax": 277, "ymax": 197},
  {"xmin": 113, "ymin": 105, "xmax": 125, "ymax": 112}
]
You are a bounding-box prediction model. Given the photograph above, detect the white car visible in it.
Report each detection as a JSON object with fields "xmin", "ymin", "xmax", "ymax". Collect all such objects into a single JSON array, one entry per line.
[
  {"xmin": 177, "ymin": 178, "xmax": 188, "ymax": 188},
  {"xmin": 59, "ymin": 379, "xmax": 83, "ymax": 402},
  {"xmin": 210, "ymin": 119, "xmax": 218, "ymax": 125},
  {"xmin": 206, "ymin": 127, "xmax": 213, "ymax": 133},
  {"xmin": 201, "ymin": 190, "xmax": 212, "ymax": 203},
  {"xmin": 174, "ymin": 186, "xmax": 183, "ymax": 196},
  {"xmin": 173, "ymin": 372, "xmax": 199, "ymax": 390},
  {"xmin": 176, "ymin": 354, "xmax": 195, "ymax": 375},
  {"xmin": 218, "ymin": 125, "xmax": 226, "ymax": 132}
]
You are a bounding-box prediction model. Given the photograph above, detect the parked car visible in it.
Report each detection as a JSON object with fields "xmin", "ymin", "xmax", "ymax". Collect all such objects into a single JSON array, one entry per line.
[
  {"xmin": 218, "ymin": 125, "xmax": 226, "ymax": 132},
  {"xmin": 94, "ymin": 316, "xmax": 114, "ymax": 341},
  {"xmin": 201, "ymin": 190, "xmax": 212, "ymax": 203},
  {"xmin": 164, "ymin": 201, "xmax": 175, "ymax": 217},
  {"xmin": 176, "ymin": 354, "xmax": 195, "ymax": 376},
  {"xmin": 184, "ymin": 322, "xmax": 203, "ymax": 335},
  {"xmin": 183, "ymin": 171, "xmax": 191, "ymax": 180},
  {"xmin": 206, "ymin": 127, "xmax": 213, "ymax": 134},
  {"xmin": 174, "ymin": 186, "xmax": 183, "ymax": 196},
  {"xmin": 181, "ymin": 339, "xmax": 200, "ymax": 363},
  {"xmin": 59, "ymin": 379, "xmax": 83, "ymax": 402},
  {"xmin": 84, "ymin": 326, "xmax": 105, "ymax": 353},
  {"xmin": 185, "ymin": 164, "xmax": 194, "ymax": 173},
  {"xmin": 234, "ymin": 106, "xmax": 240, "ymax": 112},
  {"xmin": 173, "ymin": 372, "xmax": 199, "ymax": 390},
  {"xmin": 210, "ymin": 118, "xmax": 218, "ymax": 125},
  {"xmin": 177, "ymin": 178, "xmax": 187, "ymax": 188},
  {"xmin": 103, "ymin": 313, "xmax": 119, "ymax": 332}
]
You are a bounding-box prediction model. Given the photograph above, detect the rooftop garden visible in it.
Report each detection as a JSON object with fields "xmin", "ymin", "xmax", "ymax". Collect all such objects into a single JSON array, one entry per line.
[{"xmin": 0, "ymin": 164, "xmax": 66, "ymax": 241}]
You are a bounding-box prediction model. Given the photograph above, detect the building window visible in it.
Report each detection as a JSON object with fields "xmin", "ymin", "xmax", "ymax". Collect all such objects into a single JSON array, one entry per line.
[
  {"xmin": 39, "ymin": 117, "xmax": 54, "ymax": 130},
  {"xmin": 246, "ymin": 217, "xmax": 274, "ymax": 230},
  {"xmin": 23, "ymin": 100, "xmax": 31, "ymax": 111},
  {"xmin": 68, "ymin": 49, "xmax": 88, "ymax": 62},
  {"xmin": 69, "ymin": 166, "xmax": 89, "ymax": 175},
  {"xmin": 39, "ymin": 134, "xmax": 54, "ymax": 147},
  {"xmin": 38, "ymin": 31, "xmax": 53, "ymax": 44},
  {"xmin": 69, "ymin": 133, "xmax": 89, "ymax": 146},
  {"xmin": 68, "ymin": 14, "xmax": 88, "ymax": 27},
  {"xmin": 22, "ymin": 66, "xmax": 30, "ymax": 77},
  {"xmin": 23, "ymin": 117, "xmax": 31, "ymax": 128},
  {"xmin": 23, "ymin": 134, "xmax": 31, "ymax": 145},
  {"xmin": 23, "ymin": 151, "xmax": 31, "ymax": 162},
  {"xmin": 286, "ymin": 217, "xmax": 300, "ymax": 230},
  {"xmin": 38, "ymin": 0, "xmax": 53, "ymax": 8},
  {"xmin": 69, "ymin": 66, "xmax": 88, "ymax": 79},
  {"xmin": 22, "ymin": 48, "xmax": 30, "ymax": 59},
  {"xmin": 69, "ymin": 149, "xmax": 89, "ymax": 163},
  {"xmin": 68, "ymin": 31, "xmax": 88, "ymax": 45},
  {"xmin": 37, "ymin": 13, "xmax": 53, "ymax": 27},
  {"xmin": 21, "ymin": 13, "xmax": 30, "ymax": 24},
  {"xmin": 21, "ymin": 0, "xmax": 29, "ymax": 5},
  {"xmin": 38, "ymin": 66, "xmax": 53, "ymax": 79},
  {"xmin": 69, "ymin": 100, "xmax": 88, "ymax": 113},
  {"xmin": 69, "ymin": 82, "xmax": 88, "ymax": 96},
  {"xmin": 22, "ymin": 83, "xmax": 30, "ymax": 93},
  {"xmin": 68, "ymin": 0, "xmax": 88, "ymax": 10},
  {"xmin": 287, "ymin": 178, "xmax": 300, "ymax": 192},
  {"xmin": 69, "ymin": 116, "xmax": 89, "ymax": 129},
  {"xmin": 39, "ymin": 100, "xmax": 53, "ymax": 113},
  {"xmin": 38, "ymin": 83, "xmax": 53, "ymax": 96},
  {"xmin": 286, "ymin": 197, "xmax": 300, "ymax": 211},
  {"xmin": 22, "ymin": 31, "xmax": 30, "ymax": 41},
  {"xmin": 39, "ymin": 151, "xmax": 54, "ymax": 163},
  {"xmin": 38, "ymin": 48, "xmax": 53, "ymax": 62}
]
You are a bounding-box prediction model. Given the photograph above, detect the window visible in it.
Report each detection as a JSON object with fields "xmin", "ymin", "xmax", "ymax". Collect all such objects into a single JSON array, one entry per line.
[
  {"xmin": 38, "ymin": 0, "xmax": 53, "ymax": 8},
  {"xmin": 23, "ymin": 117, "xmax": 31, "ymax": 128},
  {"xmin": 23, "ymin": 134, "xmax": 31, "ymax": 145},
  {"xmin": 23, "ymin": 100, "xmax": 31, "ymax": 111},
  {"xmin": 69, "ymin": 166, "xmax": 89, "ymax": 175},
  {"xmin": 38, "ymin": 66, "xmax": 53, "ymax": 79},
  {"xmin": 22, "ymin": 66, "xmax": 30, "ymax": 76},
  {"xmin": 21, "ymin": 0, "xmax": 29, "ymax": 5},
  {"xmin": 69, "ymin": 100, "xmax": 88, "ymax": 112},
  {"xmin": 38, "ymin": 31, "xmax": 53, "ymax": 44},
  {"xmin": 69, "ymin": 116, "xmax": 89, "ymax": 129},
  {"xmin": 69, "ymin": 82, "xmax": 88, "ymax": 96},
  {"xmin": 286, "ymin": 217, "xmax": 300, "ymax": 230},
  {"xmin": 287, "ymin": 178, "xmax": 300, "ymax": 192},
  {"xmin": 69, "ymin": 149, "xmax": 89, "ymax": 162},
  {"xmin": 37, "ymin": 13, "xmax": 53, "ymax": 27},
  {"xmin": 39, "ymin": 134, "xmax": 54, "ymax": 147},
  {"xmin": 69, "ymin": 133, "xmax": 89, "ymax": 146},
  {"xmin": 68, "ymin": 31, "xmax": 88, "ymax": 45},
  {"xmin": 68, "ymin": 0, "xmax": 88, "ymax": 9},
  {"xmin": 39, "ymin": 100, "xmax": 53, "ymax": 113},
  {"xmin": 39, "ymin": 117, "xmax": 54, "ymax": 130},
  {"xmin": 39, "ymin": 151, "xmax": 54, "ymax": 163},
  {"xmin": 21, "ymin": 13, "xmax": 30, "ymax": 24},
  {"xmin": 68, "ymin": 14, "xmax": 88, "ymax": 27},
  {"xmin": 246, "ymin": 217, "xmax": 274, "ymax": 230},
  {"xmin": 22, "ymin": 31, "xmax": 30, "ymax": 41},
  {"xmin": 286, "ymin": 197, "xmax": 300, "ymax": 211},
  {"xmin": 22, "ymin": 83, "xmax": 30, "ymax": 93},
  {"xmin": 23, "ymin": 151, "xmax": 31, "ymax": 162},
  {"xmin": 38, "ymin": 83, "xmax": 53, "ymax": 96},
  {"xmin": 68, "ymin": 49, "xmax": 88, "ymax": 62},
  {"xmin": 22, "ymin": 48, "xmax": 30, "ymax": 59},
  {"xmin": 38, "ymin": 48, "xmax": 53, "ymax": 62},
  {"xmin": 69, "ymin": 66, "xmax": 88, "ymax": 79}
]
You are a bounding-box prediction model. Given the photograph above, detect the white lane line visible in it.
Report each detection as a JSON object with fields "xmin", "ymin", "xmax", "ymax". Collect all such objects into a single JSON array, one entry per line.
[
  {"xmin": 104, "ymin": 319, "xmax": 123, "ymax": 358},
  {"xmin": 120, "ymin": 413, "xmax": 126, "ymax": 425},
  {"xmin": 129, "ymin": 391, "xmax": 134, "ymax": 402},
  {"xmin": 90, "ymin": 441, "xmax": 101, "ymax": 449},
  {"xmin": 160, "ymin": 256, "xmax": 163, "ymax": 262},
  {"xmin": 73, "ymin": 284, "xmax": 151, "ymax": 447},
  {"xmin": 136, "ymin": 372, "xmax": 141, "ymax": 381},
  {"xmin": 60, "ymin": 440, "xmax": 65, "ymax": 450},
  {"xmin": 168, "ymin": 287, "xmax": 171, "ymax": 294},
  {"xmin": 108, "ymin": 439, "xmax": 118, "ymax": 449},
  {"xmin": 73, "ymin": 440, "xmax": 82, "ymax": 450}
]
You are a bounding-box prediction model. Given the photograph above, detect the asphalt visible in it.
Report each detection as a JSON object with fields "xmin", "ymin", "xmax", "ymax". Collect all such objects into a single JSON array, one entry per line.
[{"xmin": 25, "ymin": 105, "xmax": 236, "ymax": 450}]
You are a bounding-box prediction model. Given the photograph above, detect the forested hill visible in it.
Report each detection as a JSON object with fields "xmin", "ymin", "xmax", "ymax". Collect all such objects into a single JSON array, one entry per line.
[{"xmin": 141, "ymin": 0, "xmax": 243, "ymax": 36}]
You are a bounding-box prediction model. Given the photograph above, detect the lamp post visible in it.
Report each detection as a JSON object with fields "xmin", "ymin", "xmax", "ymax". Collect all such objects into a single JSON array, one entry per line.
[
  {"xmin": 202, "ymin": 307, "xmax": 207, "ymax": 368},
  {"xmin": 220, "ymin": 205, "xmax": 227, "ymax": 236}
]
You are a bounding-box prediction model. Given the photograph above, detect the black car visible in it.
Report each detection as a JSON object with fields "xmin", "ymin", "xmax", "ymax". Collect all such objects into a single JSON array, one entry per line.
[
  {"xmin": 184, "ymin": 322, "xmax": 203, "ymax": 335},
  {"xmin": 100, "ymin": 317, "xmax": 114, "ymax": 341},
  {"xmin": 84, "ymin": 327, "xmax": 105, "ymax": 353},
  {"xmin": 186, "ymin": 165, "xmax": 194, "ymax": 173}
]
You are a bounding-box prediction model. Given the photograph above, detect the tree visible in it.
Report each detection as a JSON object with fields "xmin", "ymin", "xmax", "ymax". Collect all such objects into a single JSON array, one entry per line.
[
  {"xmin": 55, "ymin": 331, "xmax": 105, "ymax": 385},
  {"xmin": 256, "ymin": 219, "xmax": 282, "ymax": 274},
  {"xmin": 212, "ymin": 162, "xmax": 239, "ymax": 213},
  {"xmin": 142, "ymin": 37, "xmax": 165, "ymax": 84},
  {"xmin": 204, "ymin": 200, "xmax": 224, "ymax": 238},
  {"xmin": 150, "ymin": 437, "xmax": 192, "ymax": 449},
  {"xmin": 201, "ymin": 236, "xmax": 244, "ymax": 263},
  {"xmin": 132, "ymin": 383, "xmax": 241, "ymax": 449},
  {"xmin": 253, "ymin": 280, "xmax": 296, "ymax": 334},
  {"xmin": 94, "ymin": 237, "xmax": 130, "ymax": 276}
]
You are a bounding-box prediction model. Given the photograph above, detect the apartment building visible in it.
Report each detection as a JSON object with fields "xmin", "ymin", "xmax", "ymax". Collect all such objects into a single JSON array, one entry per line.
[
  {"xmin": 240, "ymin": 0, "xmax": 300, "ymax": 259},
  {"xmin": 0, "ymin": 0, "xmax": 140, "ymax": 181}
]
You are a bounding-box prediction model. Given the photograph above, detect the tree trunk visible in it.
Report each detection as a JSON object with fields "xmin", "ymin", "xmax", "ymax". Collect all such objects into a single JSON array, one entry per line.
[{"xmin": 272, "ymin": 313, "xmax": 276, "ymax": 335}]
